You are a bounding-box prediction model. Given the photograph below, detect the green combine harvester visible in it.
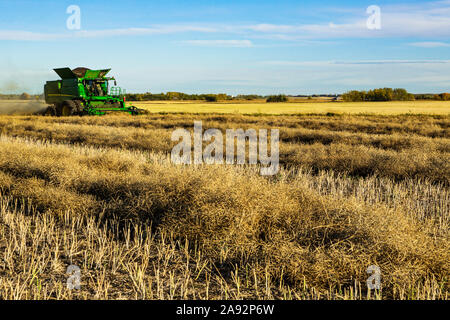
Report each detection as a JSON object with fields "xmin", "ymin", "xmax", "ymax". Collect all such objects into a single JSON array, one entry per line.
[{"xmin": 44, "ymin": 67, "xmax": 144, "ymax": 116}]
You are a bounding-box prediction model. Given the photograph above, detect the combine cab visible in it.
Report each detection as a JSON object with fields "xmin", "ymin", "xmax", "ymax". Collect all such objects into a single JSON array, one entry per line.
[{"xmin": 43, "ymin": 67, "xmax": 144, "ymax": 116}]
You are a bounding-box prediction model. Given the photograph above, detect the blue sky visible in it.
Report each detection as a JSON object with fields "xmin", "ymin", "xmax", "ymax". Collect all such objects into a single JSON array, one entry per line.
[{"xmin": 1, "ymin": 0, "xmax": 450, "ymax": 94}]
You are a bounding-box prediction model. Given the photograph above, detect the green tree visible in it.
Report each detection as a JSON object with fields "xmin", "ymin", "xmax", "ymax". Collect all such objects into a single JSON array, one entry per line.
[
  {"xmin": 204, "ymin": 94, "xmax": 218, "ymax": 102},
  {"xmin": 266, "ymin": 94, "xmax": 288, "ymax": 103}
]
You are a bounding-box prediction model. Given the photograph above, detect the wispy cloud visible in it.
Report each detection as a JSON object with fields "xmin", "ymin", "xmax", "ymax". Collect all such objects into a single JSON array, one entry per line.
[
  {"xmin": 263, "ymin": 60, "xmax": 450, "ymax": 66},
  {"xmin": 334, "ymin": 60, "xmax": 450, "ymax": 65},
  {"xmin": 0, "ymin": 30, "xmax": 65, "ymax": 41},
  {"xmin": 238, "ymin": 1, "xmax": 450, "ymax": 39},
  {"xmin": 180, "ymin": 40, "xmax": 253, "ymax": 47},
  {"xmin": 0, "ymin": 25, "xmax": 218, "ymax": 41},
  {"xmin": 1, "ymin": 1, "xmax": 450, "ymax": 41},
  {"xmin": 409, "ymin": 41, "xmax": 450, "ymax": 48}
]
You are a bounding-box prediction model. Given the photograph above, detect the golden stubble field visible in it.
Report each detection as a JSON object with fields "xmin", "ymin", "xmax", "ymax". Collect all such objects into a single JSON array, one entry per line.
[
  {"xmin": 0, "ymin": 101, "xmax": 448, "ymax": 300},
  {"xmin": 132, "ymin": 100, "xmax": 450, "ymax": 115}
]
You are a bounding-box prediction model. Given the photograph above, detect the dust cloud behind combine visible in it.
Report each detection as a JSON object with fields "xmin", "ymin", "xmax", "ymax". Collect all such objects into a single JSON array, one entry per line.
[{"xmin": 0, "ymin": 100, "xmax": 47, "ymax": 115}]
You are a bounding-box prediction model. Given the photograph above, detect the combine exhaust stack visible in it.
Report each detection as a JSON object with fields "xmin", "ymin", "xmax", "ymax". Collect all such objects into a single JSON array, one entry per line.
[{"xmin": 43, "ymin": 67, "xmax": 145, "ymax": 116}]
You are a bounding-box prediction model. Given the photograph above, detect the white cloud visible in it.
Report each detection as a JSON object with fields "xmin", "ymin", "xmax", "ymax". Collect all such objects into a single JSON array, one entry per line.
[
  {"xmin": 409, "ymin": 42, "xmax": 450, "ymax": 48},
  {"xmin": 0, "ymin": 25, "xmax": 218, "ymax": 41},
  {"xmin": 0, "ymin": 30, "xmax": 66, "ymax": 41},
  {"xmin": 180, "ymin": 40, "xmax": 253, "ymax": 47},
  {"xmin": 239, "ymin": 1, "xmax": 450, "ymax": 39},
  {"xmin": 262, "ymin": 60, "xmax": 450, "ymax": 66},
  {"xmin": 1, "ymin": 1, "xmax": 450, "ymax": 41}
]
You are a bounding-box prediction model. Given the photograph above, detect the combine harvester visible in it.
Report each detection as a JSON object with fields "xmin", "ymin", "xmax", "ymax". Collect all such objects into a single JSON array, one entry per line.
[{"xmin": 43, "ymin": 67, "xmax": 145, "ymax": 116}]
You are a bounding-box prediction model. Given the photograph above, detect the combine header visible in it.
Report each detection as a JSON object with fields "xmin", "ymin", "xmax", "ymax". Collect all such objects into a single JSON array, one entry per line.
[{"xmin": 43, "ymin": 67, "xmax": 144, "ymax": 116}]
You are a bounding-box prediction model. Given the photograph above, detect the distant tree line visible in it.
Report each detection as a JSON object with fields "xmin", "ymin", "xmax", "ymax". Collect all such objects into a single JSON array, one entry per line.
[
  {"xmin": 414, "ymin": 94, "xmax": 436, "ymax": 100},
  {"xmin": 413, "ymin": 93, "xmax": 450, "ymax": 100},
  {"xmin": 266, "ymin": 94, "xmax": 288, "ymax": 103},
  {"xmin": 124, "ymin": 92, "xmax": 234, "ymax": 102},
  {"xmin": 3, "ymin": 90, "xmax": 449, "ymax": 102},
  {"xmin": 432, "ymin": 93, "xmax": 450, "ymax": 101},
  {"xmin": 0, "ymin": 93, "xmax": 43, "ymax": 100},
  {"xmin": 1, "ymin": 91, "xmax": 266, "ymax": 102},
  {"xmin": 295, "ymin": 94, "xmax": 339, "ymax": 98},
  {"xmin": 342, "ymin": 88, "xmax": 415, "ymax": 102},
  {"xmin": 235, "ymin": 94, "xmax": 265, "ymax": 100}
]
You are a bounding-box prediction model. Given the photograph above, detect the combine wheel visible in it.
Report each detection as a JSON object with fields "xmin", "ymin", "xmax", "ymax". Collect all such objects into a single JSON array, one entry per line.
[
  {"xmin": 55, "ymin": 103, "xmax": 62, "ymax": 116},
  {"xmin": 73, "ymin": 100, "xmax": 85, "ymax": 115},
  {"xmin": 60, "ymin": 100, "xmax": 77, "ymax": 116},
  {"xmin": 43, "ymin": 105, "xmax": 57, "ymax": 116}
]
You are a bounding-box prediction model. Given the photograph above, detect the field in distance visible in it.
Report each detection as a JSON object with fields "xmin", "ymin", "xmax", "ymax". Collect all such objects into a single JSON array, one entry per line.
[
  {"xmin": 132, "ymin": 100, "xmax": 450, "ymax": 115},
  {"xmin": 0, "ymin": 99, "xmax": 449, "ymax": 115}
]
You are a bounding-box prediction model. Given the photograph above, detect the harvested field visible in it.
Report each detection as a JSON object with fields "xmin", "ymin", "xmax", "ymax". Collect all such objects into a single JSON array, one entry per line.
[
  {"xmin": 131, "ymin": 100, "xmax": 450, "ymax": 115},
  {"xmin": 0, "ymin": 111, "xmax": 448, "ymax": 300}
]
